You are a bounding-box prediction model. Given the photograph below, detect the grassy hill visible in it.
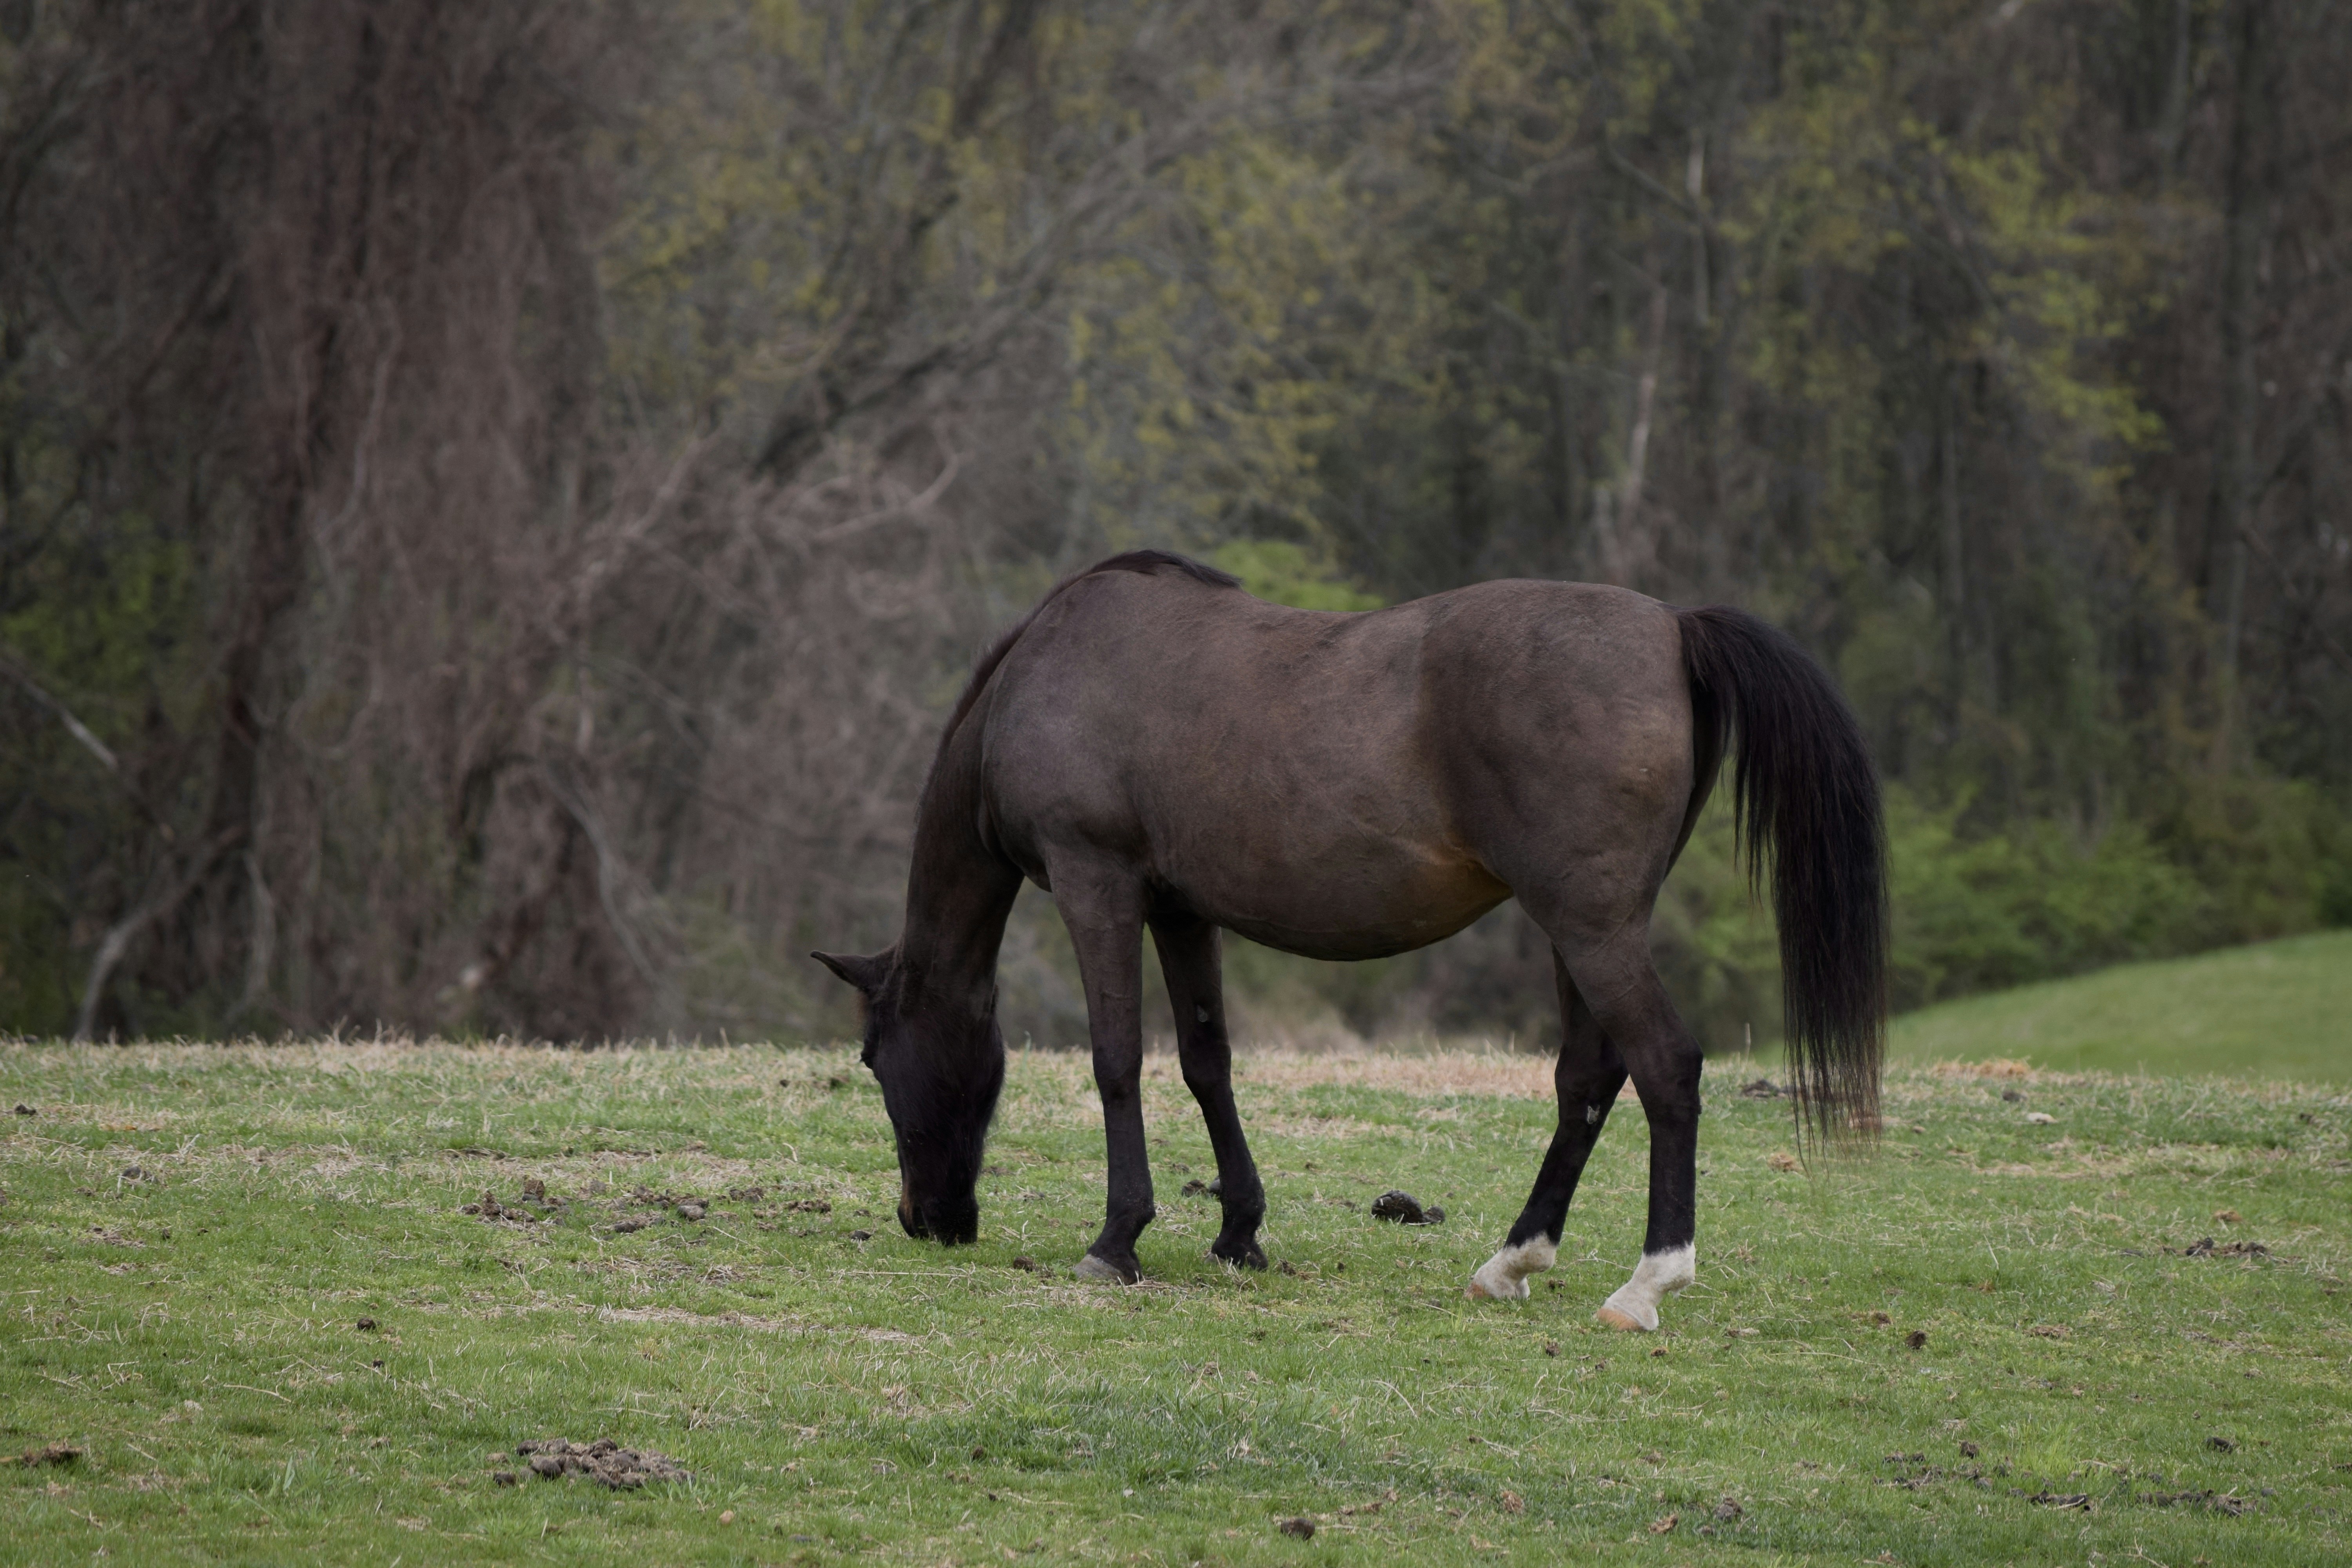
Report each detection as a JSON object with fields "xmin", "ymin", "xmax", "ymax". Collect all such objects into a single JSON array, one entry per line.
[
  {"xmin": 3, "ymin": 1041, "xmax": 2347, "ymax": 1564},
  {"xmin": 1891, "ymin": 929, "xmax": 2352, "ymax": 1083}
]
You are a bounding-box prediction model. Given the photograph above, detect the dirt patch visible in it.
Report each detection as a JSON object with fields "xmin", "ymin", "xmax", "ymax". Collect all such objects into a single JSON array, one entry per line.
[
  {"xmin": 0, "ymin": 1444, "xmax": 81, "ymax": 1468},
  {"xmin": 512, "ymin": 1437, "xmax": 690, "ymax": 1489},
  {"xmin": 2141, "ymin": 1488, "xmax": 2254, "ymax": 1515}
]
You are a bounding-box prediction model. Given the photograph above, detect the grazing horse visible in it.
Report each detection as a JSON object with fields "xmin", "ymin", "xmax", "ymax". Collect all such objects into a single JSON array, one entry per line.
[{"xmin": 815, "ymin": 550, "xmax": 1885, "ymax": 1329}]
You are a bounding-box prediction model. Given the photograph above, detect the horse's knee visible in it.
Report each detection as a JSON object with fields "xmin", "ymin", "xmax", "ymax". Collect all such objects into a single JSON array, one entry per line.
[{"xmin": 1625, "ymin": 1038, "xmax": 1702, "ymax": 1114}]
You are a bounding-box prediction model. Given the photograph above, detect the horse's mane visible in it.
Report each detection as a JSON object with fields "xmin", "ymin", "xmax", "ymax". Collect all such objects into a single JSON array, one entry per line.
[{"xmin": 931, "ymin": 550, "xmax": 1239, "ymax": 766}]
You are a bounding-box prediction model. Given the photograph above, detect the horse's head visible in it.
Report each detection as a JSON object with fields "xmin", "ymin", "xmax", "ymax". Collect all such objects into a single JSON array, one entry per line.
[{"xmin": 811, "ymin": 946, "xmax": 1003, "ymax": 1245}]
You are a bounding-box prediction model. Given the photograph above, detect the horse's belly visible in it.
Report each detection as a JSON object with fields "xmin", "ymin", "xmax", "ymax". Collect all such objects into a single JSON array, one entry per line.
[{"xmin": 1175, "ymin": 848, "xmax": 1510, "ymax": 962}]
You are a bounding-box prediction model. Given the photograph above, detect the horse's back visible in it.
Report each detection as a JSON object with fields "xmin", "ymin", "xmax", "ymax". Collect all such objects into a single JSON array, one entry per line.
[{"xmin": 978, "ymin": 565, "xmax": 1696, "ymax": 956}]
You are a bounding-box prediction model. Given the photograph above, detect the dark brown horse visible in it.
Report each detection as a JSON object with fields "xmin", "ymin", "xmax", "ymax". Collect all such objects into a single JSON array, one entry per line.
[{"xmin": 815, "ymin": 550, "xmax": 1884, "ymax": 1329}]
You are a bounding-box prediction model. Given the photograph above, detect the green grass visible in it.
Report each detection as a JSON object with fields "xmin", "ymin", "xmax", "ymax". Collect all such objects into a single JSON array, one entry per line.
[
  {"xmin": 1892, "ymin": 930, "xmax": 2352, "ymax": 1082},
  {"xmin": 2, "ymin": 1041, "xmax": 2348, "ymax": 1566}
]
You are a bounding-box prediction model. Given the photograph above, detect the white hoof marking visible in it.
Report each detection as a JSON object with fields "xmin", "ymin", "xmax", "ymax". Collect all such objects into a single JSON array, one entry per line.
[
  {"xmin": 1465, "ymin": 1237, "xmax": 1557, "ymax": 1301},
  {"xmin": 1596, "ymin": 1244, "xmax": 1695, "ymax": 1332}
]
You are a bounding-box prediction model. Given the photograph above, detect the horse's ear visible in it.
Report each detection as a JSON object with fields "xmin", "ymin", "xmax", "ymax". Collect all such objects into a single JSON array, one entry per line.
[{"xmin": 810, "ymin": 949, "xmax": 889, "ymax": 997}]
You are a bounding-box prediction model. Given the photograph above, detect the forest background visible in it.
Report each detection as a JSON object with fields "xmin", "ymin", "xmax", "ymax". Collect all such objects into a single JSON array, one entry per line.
[{"xmin": 3, "ymin": 0, "xmax": 2349, "ymax": 1053}]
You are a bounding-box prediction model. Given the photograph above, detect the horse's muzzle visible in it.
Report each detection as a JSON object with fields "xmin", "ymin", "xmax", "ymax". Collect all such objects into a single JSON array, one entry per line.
[{"xmin": 900, "ymin": 1191, "xmax": 977, "ymax": 1245}]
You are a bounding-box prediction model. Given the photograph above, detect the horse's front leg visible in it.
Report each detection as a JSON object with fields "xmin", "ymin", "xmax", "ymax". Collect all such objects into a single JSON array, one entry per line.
[
  {"xmin": 1149, "ymin": 911, "xmax": 1267, "ymax": 1269},
  {"xmin": 1469, "ymin": 953, "xmax": 1626, "ymax": 1299},
  {"xmin": 1053, "ymin": 863, "xmax": 1155, "ymax": 1283}
]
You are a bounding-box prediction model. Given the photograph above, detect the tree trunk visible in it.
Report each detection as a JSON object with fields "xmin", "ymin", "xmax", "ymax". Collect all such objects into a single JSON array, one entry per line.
[{"xmin": 2205, "ymin": 0, "xmax": 2273, "ymax": 746}]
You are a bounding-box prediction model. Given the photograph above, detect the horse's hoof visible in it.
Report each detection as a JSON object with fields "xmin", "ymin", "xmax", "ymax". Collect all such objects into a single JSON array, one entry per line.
[
  {"xmin": 1594, "ymin": 1245, "xmax": 1690, "ymax": 1332},
  {"xmin": 1465, "ymin": 1238, "xmax": 1554, "ymax": 1301},
  {"xmin": 1210, "ymin": 1238, "xmax": 1267, "ymax": 1271},
  {"xmin": 1074, "ymin": 1252, "xmax": 1138, "ymax": 1284}
]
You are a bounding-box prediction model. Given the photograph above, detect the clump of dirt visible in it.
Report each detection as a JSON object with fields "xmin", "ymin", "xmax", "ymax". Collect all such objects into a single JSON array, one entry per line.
[
  {"xmin": 513, "ymin": 1438, "xmax": 691, "ymax": 1489},
  {"xmin": 1, "ymin": 1444, "xmax": 82, "ymax": 1468},
  {"xmin": 1369, "ymin": 1190, "xmax": 1443, "ymax": 1225},
  {"xmin": 2182, "ymin": 1237, "xmax": 2267, "ymax": 1259},
  {"xmin": 1905, "ymin": 1329, "xmax": 1929, "ymax": 1350},
  {"xmin": 11, "ymin": 1103, "xmax": 34, "ymax": 1116},
  {"xmin": 2206, "ymin": 1435, "xmax": 2238, "ymax": 1452},
  {"xmin": 1181, "ymin": 1178, "xmax": 1211, "ymax": 1197},
  {"xmin": 460, "ymin": 1189, "xmax": 537, "ymax": 1222},
  {"xmin": 1277, "ymin": 1516, "xmax": 1315, "ymax": 1539},
  {"xmin": 1738, "ymin": 1079, "xmax": 1785, "ymax": 1099}
]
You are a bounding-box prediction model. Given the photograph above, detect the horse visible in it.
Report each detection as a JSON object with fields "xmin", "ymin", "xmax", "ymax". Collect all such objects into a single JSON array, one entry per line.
[{"xmin": 813, "ymin": 549, "xmax": 1885, "ymax": 1329}]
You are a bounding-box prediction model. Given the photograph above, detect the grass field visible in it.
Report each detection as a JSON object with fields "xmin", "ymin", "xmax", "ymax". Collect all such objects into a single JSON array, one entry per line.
[
  {"xmin": 1890, "ymin": 930, "xmax": 2352, "ymax": 1083},
  {"xmin": 2, "ymin": 1039, "xmax": 2347, "ymax": 1566}
]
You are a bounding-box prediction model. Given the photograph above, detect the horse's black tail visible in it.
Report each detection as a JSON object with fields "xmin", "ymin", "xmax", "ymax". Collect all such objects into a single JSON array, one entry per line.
[{"xmin": 1674, "ymin": 605, "xmax": 1887, "ymax": 1144}]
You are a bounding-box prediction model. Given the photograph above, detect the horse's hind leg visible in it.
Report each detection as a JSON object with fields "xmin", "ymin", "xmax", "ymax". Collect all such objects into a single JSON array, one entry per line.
[
  {"xmin": 1558, "ymin": 932, "xmax": 1704, "ymax": 1331},
  {"xmin": 1467, "ymin": 953, "xmax": 1626, "ymax": 1299},
  {"xmin": 1052, "ymin": 863, "xmax": 1156, "ymax": 1284},
  {"xmin": 1149, "ymin": 911, "xmax": 1267, "ymax": 1270}
]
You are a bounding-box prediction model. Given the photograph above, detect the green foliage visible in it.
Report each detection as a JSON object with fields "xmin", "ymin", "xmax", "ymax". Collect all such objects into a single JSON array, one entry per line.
[
  {"xmin": 1208, "ymin": 539, "xmax": 1383, "ymax": 611},
  {"xmin": 1887, "ymin": 788, "xmax": 2210, "ymax": 1008},
  {"xmin": 3, "ymin": 1043, "xmax": 2347, "ymax": 1562}
]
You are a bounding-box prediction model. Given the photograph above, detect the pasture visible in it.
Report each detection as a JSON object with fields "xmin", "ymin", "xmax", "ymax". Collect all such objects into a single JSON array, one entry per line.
[
  {"xmin": 2, "ymin": 1038, "xmax": 2347, "ymax": 1566},
  {"xmin": 1890, "ymin": 929, "xmax": 2352, "ymax": 1083}
]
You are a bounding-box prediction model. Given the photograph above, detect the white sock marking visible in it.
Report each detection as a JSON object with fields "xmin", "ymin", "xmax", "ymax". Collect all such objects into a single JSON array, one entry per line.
[
  {"xmin": 1596, "ymin": 1244, "xmax": 1695, "ymax": 1331},
  {"xmin": 1465, "ymin": 1237, "xmax": 1557, "ymax": 1301}
]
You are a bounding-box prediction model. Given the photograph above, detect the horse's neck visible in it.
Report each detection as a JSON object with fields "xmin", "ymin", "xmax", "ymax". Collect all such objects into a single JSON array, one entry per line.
[{"xmin": 896, "ymin": 738, "xmax": 1020, "ymax": 1020}]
